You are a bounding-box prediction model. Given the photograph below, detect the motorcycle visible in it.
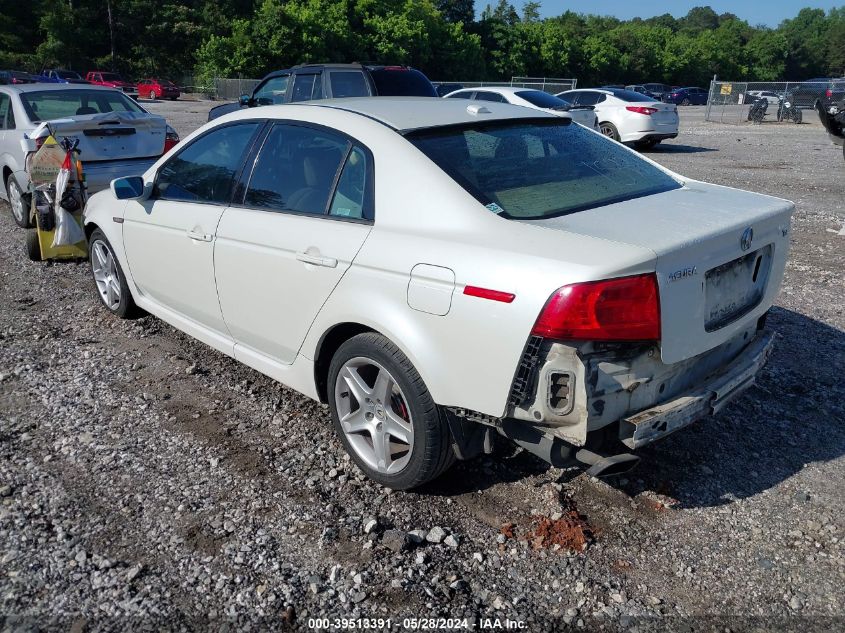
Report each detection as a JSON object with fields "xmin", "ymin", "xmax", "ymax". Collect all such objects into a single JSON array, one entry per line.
[
  {"xmin": 777, "ymin": 97, "xmax": 802, "ymax": 123},
  {"xmin": 747, "ymin": 97, "xmax": 768, "ymax": 123}
]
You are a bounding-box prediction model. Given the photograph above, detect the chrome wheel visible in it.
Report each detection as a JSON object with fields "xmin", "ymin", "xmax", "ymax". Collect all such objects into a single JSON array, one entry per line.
[
  {"xmin": 91, "ymin": 240, "xmax": 121, "ymax": 310},
  {"xmin": 8, "ymin": 178, "xmax": 25, "ymax": 225},
  {"xmin": 334, "ymin": 357, "xmax": 414, "ymax": 474}
]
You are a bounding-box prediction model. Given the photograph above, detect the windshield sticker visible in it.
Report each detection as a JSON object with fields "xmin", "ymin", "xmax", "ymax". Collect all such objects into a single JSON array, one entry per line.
[{"xmin": 485, "ymin": 202, "xmax": 504, "ymax": 214}]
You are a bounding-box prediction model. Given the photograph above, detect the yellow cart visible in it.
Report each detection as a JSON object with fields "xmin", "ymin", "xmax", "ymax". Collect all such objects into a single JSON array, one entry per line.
[{"xmin": 24, "ymin": 135, "xmax": 88, "ymax": 262}]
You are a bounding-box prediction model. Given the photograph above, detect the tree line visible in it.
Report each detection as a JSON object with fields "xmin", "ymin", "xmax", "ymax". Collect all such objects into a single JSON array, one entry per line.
[{"xmin": 1, "ymin": 1, "xmax": 843, "ymax": 86}]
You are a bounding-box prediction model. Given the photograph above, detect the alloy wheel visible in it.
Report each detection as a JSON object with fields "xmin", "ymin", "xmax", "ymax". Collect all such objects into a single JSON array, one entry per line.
[
  {"xmin": 334, "ymin": 357, "xmax": 415, "ymax": 475},
  {"xmin": 8, "ymin": 178, "xmax": 25, "ymax": 225},
  {"xmin": 91, "ymin": 240, "xmax": 122, "ymax": 310}
]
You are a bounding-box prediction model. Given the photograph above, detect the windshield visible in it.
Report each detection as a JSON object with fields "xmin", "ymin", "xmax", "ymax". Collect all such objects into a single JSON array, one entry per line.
[
  {"xmin": 515, "ymin": 90, "xmax": 569, "ymax": 109},
  {"xmin": 21, "ymin": 89, "xmax": 145, "ymax": 122},
  {"xmin": 407, "ymin": 120, "xmax": 681, "ymax": 220}
]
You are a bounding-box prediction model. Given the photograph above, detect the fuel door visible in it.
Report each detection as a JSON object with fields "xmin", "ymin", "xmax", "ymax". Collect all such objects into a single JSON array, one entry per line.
[{"xmin": 407, "ymin": 264, "xmax": 456, "ymax": 316}]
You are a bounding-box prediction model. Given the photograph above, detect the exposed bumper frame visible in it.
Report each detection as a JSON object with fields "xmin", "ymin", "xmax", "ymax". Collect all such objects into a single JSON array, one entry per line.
[{"xmin": 619, "ymin": 330, "xmax": 775, "ymax": 449}]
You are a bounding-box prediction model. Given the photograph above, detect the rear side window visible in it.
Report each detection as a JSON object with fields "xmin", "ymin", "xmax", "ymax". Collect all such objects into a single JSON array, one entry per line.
[
  {"xmin": 0, "ymin": 94, "xmax": 10, "ymax": 130},
  {"xmin": 155, "ymin": 122, "xmax": 261, "ymax": 204},
  {"xmin": 369, "ymin": 68, "xmax": 436, "ymax": 97},
  {"xmin": 447, "ymin": 92, "xmax": 472, "ymax": 99},
  {"xmin": 290, "ymin": 74, "xmax": 322, "ymax": 102},
  {"xmin": 474, "ymin": 91, "xmax": 506, "ymax": 103},
  {"xmin": 329, "ymin": 71, "xmax": 370, "ymax": 98},
  {"xmin": 244, "ymin": 124, "xmax": 348, "ymax": 215},
  {"xmin": 408, "ymin": 120, "xmax": 681, "ymax": 220},
  {"xmin": 330, "ymin": 146, "xmax": 369, "ymax": 219}
]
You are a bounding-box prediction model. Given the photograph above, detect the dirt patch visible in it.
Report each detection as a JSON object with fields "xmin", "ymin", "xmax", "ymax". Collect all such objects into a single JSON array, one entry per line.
[{"xmin": 524, "ymin": 511, "xmax": 596, "ymax": 552}]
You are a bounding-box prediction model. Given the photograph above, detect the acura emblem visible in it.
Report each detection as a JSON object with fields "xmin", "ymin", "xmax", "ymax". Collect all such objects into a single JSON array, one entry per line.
[{"xmin": 740, "ymin": 227, "xmax": 753, "ymax": 251}]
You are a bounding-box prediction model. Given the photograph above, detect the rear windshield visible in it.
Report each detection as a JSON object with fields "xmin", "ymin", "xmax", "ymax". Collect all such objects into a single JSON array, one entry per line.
[
  {"xmin": 21, "ymin": 89, "xmax": 145, "ymax": 122},
  {"xmin": 100, "ymin": 73, "xmax": 124, "ymax": 81},
  {"xmin": 605, "ymin": 88, "xmax": 656, "ymax": 102},
  {"xmin": 515, "ymin": 90, "xmax": 568, "ymax": 109},
  {"xmin": 369, "ymin": 68, "xmax": 436, "ymax": 97},
  {"xmin": 407, "ymin": 120, "xmax": 681, "ymax": 220}
]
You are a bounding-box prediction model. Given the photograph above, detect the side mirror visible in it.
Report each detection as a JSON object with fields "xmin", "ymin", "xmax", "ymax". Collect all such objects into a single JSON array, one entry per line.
[
  {"xmin": 111, "ymin": 176, "xmax": 146, "ymax": 200},
  {"xmin": 238, "ymin": 94, "xmax": 252, "ymax": 107}
]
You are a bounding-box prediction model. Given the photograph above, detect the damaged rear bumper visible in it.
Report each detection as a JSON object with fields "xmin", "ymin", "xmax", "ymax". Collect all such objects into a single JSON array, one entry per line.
[{"xmin": 618, "ymin": 330, "xmax": 774, "ymax": 449}]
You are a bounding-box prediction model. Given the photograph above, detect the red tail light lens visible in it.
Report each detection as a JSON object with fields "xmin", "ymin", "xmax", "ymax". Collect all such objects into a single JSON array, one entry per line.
[
  {"xmin": 531, "ymin": 274, "xmax": 660, "ymax": 341},
  {"xmin": 463, "ymin": 285, "xmax": 515, "ymax": 303},
  {"xmin": 626, "ymin": 106, "xmax": 659, "ymax": 115},
  {"xmin": 163, "ymin": 127, "xmax": 180, "ymax": 154},
  {"xmin": 826, "ymin": 89, "xmax": 833, "ymax": 98}
]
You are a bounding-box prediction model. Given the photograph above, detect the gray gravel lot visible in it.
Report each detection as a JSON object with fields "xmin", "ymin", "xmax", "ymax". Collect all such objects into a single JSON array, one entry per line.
[{"xmin": 1, "ymin": 102, "xmax": 844, "ymax": 631}]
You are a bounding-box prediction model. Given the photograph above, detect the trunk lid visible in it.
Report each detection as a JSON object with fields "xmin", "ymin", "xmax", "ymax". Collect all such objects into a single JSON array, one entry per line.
[
  {"xmin": 26, "ymin": 112, "xmax": 167, "ymax": 162},
  {"xmin": 523, "ymin": 181, "xmax": 793, "ymax": 363}
]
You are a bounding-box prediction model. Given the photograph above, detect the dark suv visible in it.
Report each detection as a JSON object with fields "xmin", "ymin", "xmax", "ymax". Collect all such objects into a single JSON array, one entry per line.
[
  {"xmin": 816, "ymin": 80, "xmax": 845, "ymax": 161},
  {"xmin": 785, "ymin": 78, "xmax": 839, "ymax": 108},
  {"xmin": 208, "ymin": 63, "xmax": 436, "ymax": 121}
]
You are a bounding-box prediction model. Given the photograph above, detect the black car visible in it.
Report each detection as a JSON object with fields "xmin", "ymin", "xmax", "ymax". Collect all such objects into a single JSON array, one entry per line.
[
  {"xmin": 816, "ymin": 84, "xmax": 845, "ymax": 161},
  {"xmin": 642, "ymin": 83, "xmax": 673, "ymax": 100},
  {"xmin": 786, "ymin": 78, "xmax": 838, "ymax": 108},
  {"xmin": 0, "ymin": 70, "xmax": 35, "ymax": 84},
  {"xmin": 208, "ymin": 63, "xmax": 437, "ymax": 121}
]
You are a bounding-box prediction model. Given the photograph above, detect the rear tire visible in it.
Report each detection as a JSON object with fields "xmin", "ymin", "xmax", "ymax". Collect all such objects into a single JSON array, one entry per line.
[
  {"xmin": 88, "ymin": 228, "xmax": 141, "ymax": 319},
  {"xmin": 328, "ymin": 333, "xmax": 455, "ymax": 490},
  {"xmin": 7, "ymin": 174, "xmax": 32, "ymax": 228},
  {"xmin": 25, "ymin": 229, "xmax": 40, "ymax": 261},
  {"xmin": 599, "ymin": 122, "xmax": 620, "ymax": 142}
]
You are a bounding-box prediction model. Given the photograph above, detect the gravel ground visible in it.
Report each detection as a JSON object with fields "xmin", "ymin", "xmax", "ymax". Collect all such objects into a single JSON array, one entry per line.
[{"xmin": 1, "ymin": 103, "xmax": 843, "ymax": 632}]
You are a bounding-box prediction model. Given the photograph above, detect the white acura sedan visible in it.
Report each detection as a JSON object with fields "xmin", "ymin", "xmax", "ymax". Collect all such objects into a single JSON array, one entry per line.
[{"xmin": 84, "ymin": 98, "xmax": 792, "ymax": 489}]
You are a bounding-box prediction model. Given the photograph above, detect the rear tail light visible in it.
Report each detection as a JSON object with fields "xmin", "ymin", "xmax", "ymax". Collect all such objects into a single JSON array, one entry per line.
[
  {"xmin": 826, "ymin": 89, "xmax": 833, "ymax": 98},
  {"xmin": 531, "ymin": 274, "xmax": 660, "ymax": 341},
  {"xmin": 163, "ymin": 126, "xmax": 180, "ymax": 154},
  {"xmin": 626, "ymin": 106, "xmax": 659, "ymax": 115}
]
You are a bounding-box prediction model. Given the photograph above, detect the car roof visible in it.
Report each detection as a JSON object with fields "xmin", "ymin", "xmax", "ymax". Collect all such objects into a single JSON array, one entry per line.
[
  {"xmin": 448, "ymin": 86, "xmax": 532, "ymax": 95},
  {"xmin": 0, "ymin": 83, "xmax": 120, "ymax": 93},
  {"xmin": 235, "ymin": 97, "xmax": 556, "ymax": 132}
]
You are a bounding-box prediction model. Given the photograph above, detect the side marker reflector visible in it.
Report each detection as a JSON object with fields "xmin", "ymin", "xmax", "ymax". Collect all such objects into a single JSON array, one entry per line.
[{"xmin": 463, "ymin": 285, "xmax": 515, "ymax": 303}]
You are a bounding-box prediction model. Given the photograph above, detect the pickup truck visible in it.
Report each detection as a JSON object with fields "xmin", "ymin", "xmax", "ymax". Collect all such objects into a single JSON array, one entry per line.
[
  {"xmin": 86, "ymin": 71, "xmax": 139, "ymax": 98},
  {"xmin": 35, "ymin": 69, "xmax": 89, "ymax": 84},
  {"xmin": 816, "ymin": 84, "xmax": 845, "ymax": 162}
]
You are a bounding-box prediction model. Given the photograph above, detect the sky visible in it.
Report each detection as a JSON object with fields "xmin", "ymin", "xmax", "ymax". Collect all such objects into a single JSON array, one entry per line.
[{"xmin": 485, "ymin": 1, "xmax": 843, "ymax": 27}]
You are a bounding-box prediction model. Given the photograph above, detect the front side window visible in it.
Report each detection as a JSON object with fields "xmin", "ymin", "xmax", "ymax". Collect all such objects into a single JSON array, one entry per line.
[
  {"xmin": 20, "ymin": 89, "xmax": 145, "ymax": 122},
  {"xmin": 408, "ymin": 120, "xmax": 681, "ymax": 220},
  {"xmin": 254, "ymin": 75, "xmax": 289, "ymax": 105},
  {"xmin": 329, "ymin": 71, "xmax": 370, "ymax": 98},
  {"xmin": 474, "ymin": 91, "xmax": 506, "ymax": 103},
  {"xmin": 244, "ymin": 124, "xmax": 348, "ymax": 214},
  {"xmin": 155, "ymin": 122, "xmax": 260, "ymax": 204}
]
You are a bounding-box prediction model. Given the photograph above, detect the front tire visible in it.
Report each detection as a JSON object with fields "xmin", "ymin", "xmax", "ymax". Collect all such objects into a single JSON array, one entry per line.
[
  {"xmin": 25, "ymin": 229, "xmax": 40, "ymax": 261},
  {"xmin": 7, "ymin": 174, "xmax": 32, "ymax": 228},
  {"xmin": 88, "ymin": 228, "xmax": 141, "ymax": 319},
  {"xmin": 599, "ymin": 122, "xmax": 620, "ymax": 142},
  {"xmin": 328, "ymin": 333, "xmax": 455, "ymax": 490},
  {"xmin": 681, "ymin": 98, "xmax": 691, "ymax": 106}
]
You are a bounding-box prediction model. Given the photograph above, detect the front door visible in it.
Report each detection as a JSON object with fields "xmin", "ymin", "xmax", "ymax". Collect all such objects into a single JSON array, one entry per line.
[
  {"xmin": 215, "ymin": 123, "xmax": 373, "ymax": 365},
  {"xmin": 122, "ymin": 121, "xmax": 263, "ymax": 347}
]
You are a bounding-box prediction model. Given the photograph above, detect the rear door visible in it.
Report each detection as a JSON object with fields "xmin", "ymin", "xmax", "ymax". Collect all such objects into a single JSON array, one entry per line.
[
  {"xmin": 289, "ymin": 73, "xmax": 323, "ymax": 102},
  {"xmin": 214, "ymin": 122, "xmax": 373, "ymax": 365},
  {"xmin": 122, "ymin": 121, "xmax": 263, "ymax": 349},
  {"xmin": 326, "ymin": 70, "xmax": 371, "ymax": 98}
]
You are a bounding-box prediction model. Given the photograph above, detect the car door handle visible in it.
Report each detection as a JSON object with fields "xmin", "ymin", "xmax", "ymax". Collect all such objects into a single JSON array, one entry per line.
[
  {"xmin": 186, "ymin": 229, "xmax": 212, "ymax": 242},
  {"xmin": 296, "ymin": 251, "xmax": 338, "ymax": 268}
]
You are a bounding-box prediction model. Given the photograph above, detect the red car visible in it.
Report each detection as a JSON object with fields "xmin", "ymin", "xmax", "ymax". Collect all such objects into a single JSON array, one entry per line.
[
  {"xmin": 136, "ymin": 78, "xmax": 180, "ymax": 101},
  {"xmin": 86, "ymin": 71, "xmax": 139, "ymax": 97}
]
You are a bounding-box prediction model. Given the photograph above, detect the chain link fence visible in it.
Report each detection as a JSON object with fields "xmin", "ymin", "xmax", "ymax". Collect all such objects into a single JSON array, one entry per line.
[
  {"xmin": 705, "ymin": 80, "xmax": 835, "ymax": 125},
  {"xmin": 179, "ymin": 75, "xmax": 578, "ymax": 101}
]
